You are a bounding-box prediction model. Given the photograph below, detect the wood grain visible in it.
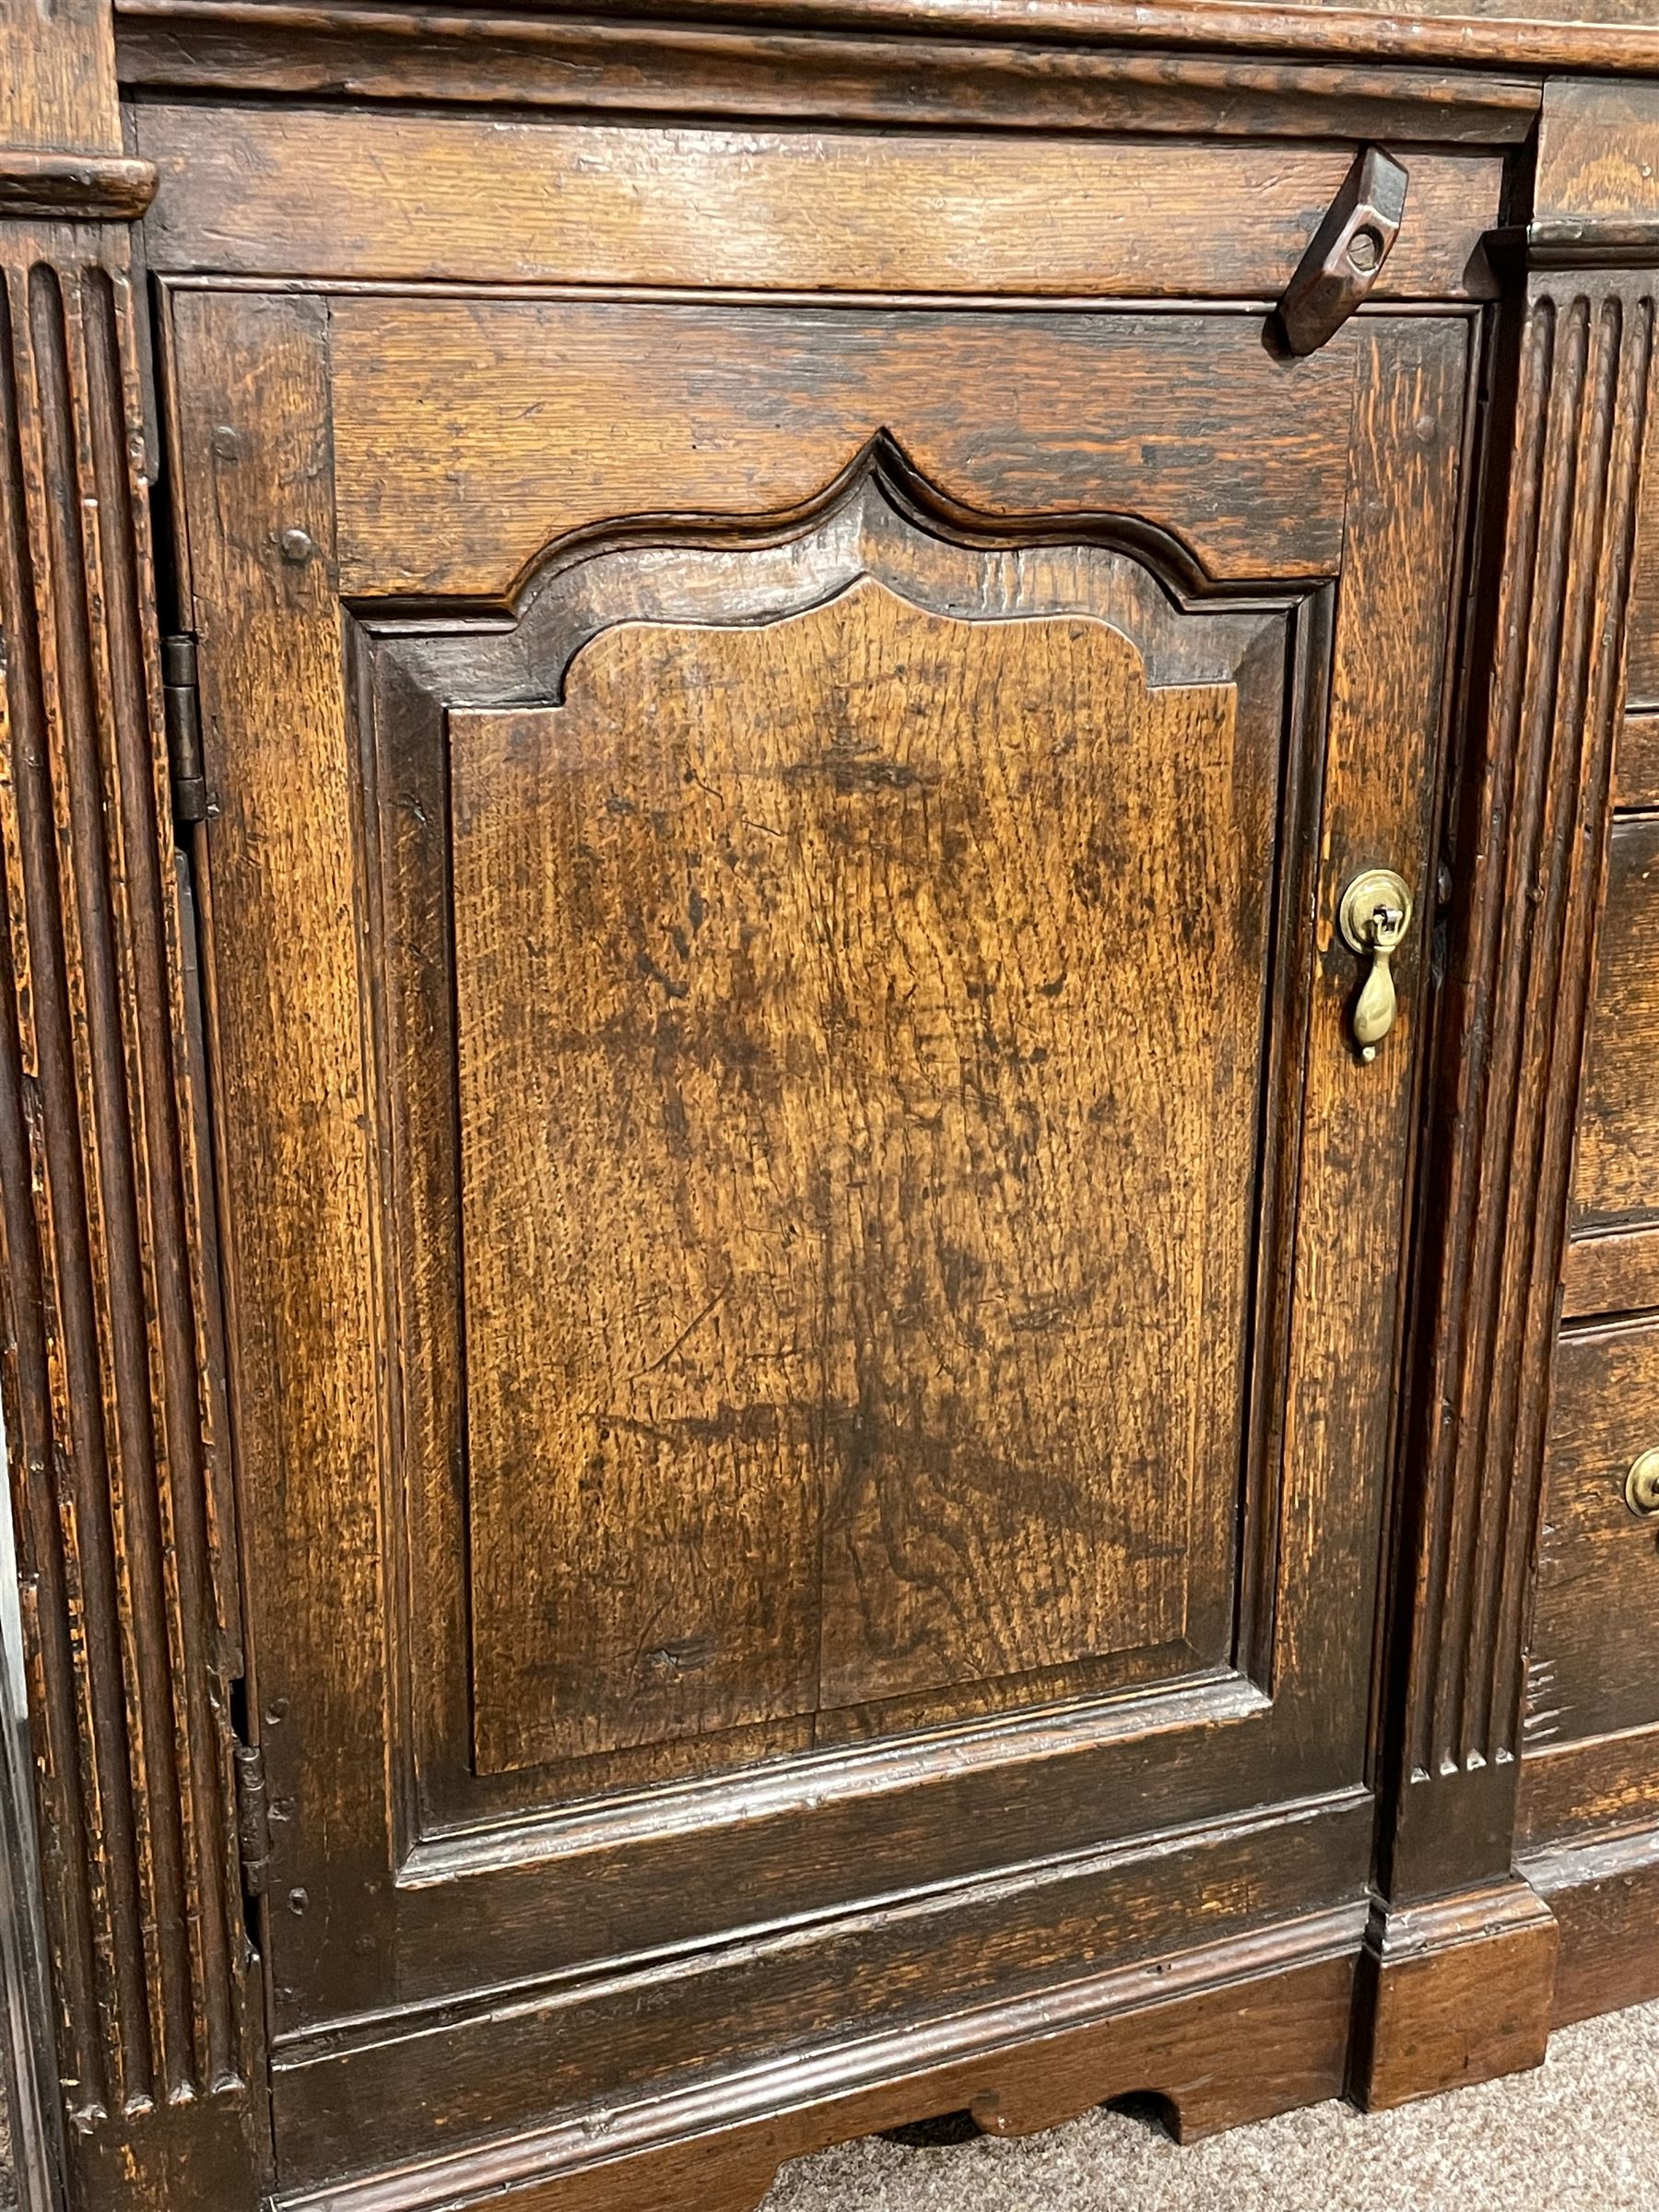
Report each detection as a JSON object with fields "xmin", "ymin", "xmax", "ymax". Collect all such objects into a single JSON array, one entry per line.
[
  {"xmin": 1569, "ymin": 815, "xmax": 1659, "ymax": 1241},
  {"xmin": 1615, "ymin": 711, "xmax": 1659, "ymax": 807},
  {"xmin": 170, "ymin": 271, "xmax": 1468, "ymax": 2121},
  {"xmin": 136, "ymin": 103, "xmax": 1504, "ymax": 303},
  {"xmin": 169, "ymin": 288, "xmax": 398, "ymax": 2033},
  {"xmin": 1525, "ymin": 1318, "xmax": 1659, "ymax": 1752},
  {"xmin": 346, "ymin": 480, "xmax": 1371, "ymax": 2006},
  {"xmin": 112, "ymin": 13, "xmax": 1540, "ymax": 145},
  {"xmin": 1384, "ymin": 276, "xmax": 1657, "ymax": 1901},
  {"xmin": 453, "ymin": 568, "xmax": 1274, "ymax": 1773},
  {"xmin": 1627, "ymin": 432, "xmax": 1659, "ymax": 709},
  {"xmin": 1527, "ymin": 1826, "xmax": 1659, "ymax": 2029},
  {"xmin": 1561, "ymin": 1229, "xmax": 1659, "ymax": 1323},
  {"xmin": 109, "ymin": 0, "xmax": 1659, "ymax": 82},
  {"xmin": 0, "ymin": 221, "xmax": 259, "ymax": 2204},
  {"xmin": 1535, "ymin": 77, "xmax": 1659, "ymax": 233},
  {"xmin": 1561, "ymin": 724, "xmax": 1659, "ymax": 1318},
  {"xmin": 0, "ymin": 150, "xmax": 155, "ymax": 221},
  {"xmin": 371, "ymin": 496, "xmax": 1274, "ymax": 1835},
  {"xmin": 1266, "ymin": 314, "xmax": 1469, "ymax": 1780},
  {"xmin": 328, "ymin": 299, "xmax": 1359, "ymax": 598},
  {"xmin": 1520, "ymin": 1721, "xmax": 1659, "ymax": 1851},
  {"xmin": 1351, "ymin": 1879, "xmax": 1558, "ymax": 2112},
  {"xmin": 269, "ymin": 1826, "xmax": 1371, "ymax": 2193},
  {"xmin": 19, "ymin": 5, "xmax": 1659, "ymax": 2206},
  {"xmin": 0, "ymin": 0, "xmax": 121, "ymax": 156},
  {"xmin": 286, "ymin": 1923, "xmax": 1361, "ymax": 2210}
]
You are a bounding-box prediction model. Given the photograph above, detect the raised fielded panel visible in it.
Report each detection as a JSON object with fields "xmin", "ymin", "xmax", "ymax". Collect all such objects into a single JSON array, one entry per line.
[{"xmin": 447, "ymin": 509, "xmax": 1281, "ymax": 1778}]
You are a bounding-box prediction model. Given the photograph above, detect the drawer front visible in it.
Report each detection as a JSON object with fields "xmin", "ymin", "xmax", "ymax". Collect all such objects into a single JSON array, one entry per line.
[
  {"xmin": 1563, "ymin": 715, "xmax": 1659, "ymax": 1318},
  {"xmin": 1529, "ymin": 1320, "xmax": 1659, "ymax": 1752}
]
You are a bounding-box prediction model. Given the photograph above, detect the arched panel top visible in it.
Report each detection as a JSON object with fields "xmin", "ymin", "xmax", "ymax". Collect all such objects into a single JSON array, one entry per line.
[
  {"xmin": 393, "ymin": 459, "xmax": 1294, "ymax": 725},
  {"xmin": 373, "ymin": 459, "xmax": 1300, "ymax": 736}
]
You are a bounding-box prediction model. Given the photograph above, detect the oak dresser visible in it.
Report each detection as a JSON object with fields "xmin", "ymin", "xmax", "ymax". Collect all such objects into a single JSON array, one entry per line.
[{"xmin": 5, "ymin": 3, "xmax": 1659, "ymax": 2207}]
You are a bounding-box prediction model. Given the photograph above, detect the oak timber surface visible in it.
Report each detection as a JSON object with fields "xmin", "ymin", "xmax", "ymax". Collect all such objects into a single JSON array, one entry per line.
[
  {"xmin": 1529, "ymin": 1319, "xmax": 1659, "ymax": 1752},
  {"xmin": 453, "ymin": 573, "xmax": 1272, "ymax": 1775},
  {"xmin": 160, "ymin": 189, "xmax": 1475, "ymax": 2206},
  {"xmin": 328, "ymin": 301, "xmax": 1359, "ymax": 597},
  {"xmin": 116, "ymin": 0, "xmax": 1659, "ymax": 74},
  {"xmin": 136, "ymin": 105, "xmax": 1503, "ymax": 300},
  {"xmin": 1569, "ymin": 816, "xmax": 1659, "ymax": 1242}
]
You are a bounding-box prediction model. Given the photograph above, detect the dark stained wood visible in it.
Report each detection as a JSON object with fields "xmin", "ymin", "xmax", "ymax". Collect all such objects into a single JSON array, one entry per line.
[
  {"xmin": 1628, "ymin": 438, "xmax": 1659, "ymax": 708},
  {"xmin": 1560, "ymin": 1230, "xmax": 1659, "ymax": 1322},
  {"xmin": 1379, "ymin": 271, "xmax": 1658, "ymax": 1904},
  {"xmin": 112, "ymin": 0, "xmax": 1659, "ymax": 79},
  {"xmin": 0, "ymin": 0, "xmax": 122, "ymax": 156},
  {"xmin": 15, "ymin": 10, "xmax": 1659, "ymax": 2208},
  {"xmin": 278, "ymin": 1906, "xmax": 1364, "ymax": 2212},
  {"xmin": 1559, "ymin": 705, "xmax": 1659, "ymax": 1314},
  {"xmin": 271, "ymin": 1806, "xmax": 1373, "ymax": 2189},
  {"xmin": 136, "ymin": 103, "xmax": 1505, "ymax": 303},
  {"xmin": 1524, "ymin": 1319, "xmax": 1659, "ymax": 1752},
  {"xmin": 1350, "ymin": 1880, "xmax": 1559, "ymax": 2112},
  {"xmin": 1275, "ymin": 147, "xmax": 1409, "ymax": 358},
  {"xmin": 167, "ymin": 241, "xmax": 1468, "ymax": 2189},
  {"xmin": 1535, "ymin": 77, "xmax": 1659, "ymax": 234},
  {"xmin": 1615, "ymin": 709, "xmax": 1659, "ymax": 806},
  {"xmin": 167, "ymin": 285, "xmax": 397, "ymax": 2039},
  {"xmin": 326, "ymin": 299, "xmax": 1360, "ymax": 598},
  {"xmin": 1267, "ymin": 312, "xmax": 1473, "ymax": 1770},
  {"xmin": 0, "ymin": 10, "xmax": 263, "ymax": 2206},
  {"xmin": 1524, "ymin": 1826, "xmax": 1659, "ymax": 2027},
  {"xmin": 1568, "ymin": 816, "xmax": 1659, "ymax": 1242},
  {"xmin": 345, "ymin": 318, "xmax": 1453, "ymax": 1957},
  {"xmin": 453, "ymin": 562, "xmax": 1277, "ymax": 1775},
  {"xmin": 0, "ymin": 149, "xmax": 155, "ymax": 219},
  {"xmin": 1520, "ymin": 1721, "xmax": 1659, "ymax": 1852},
  {"xmin": 113, "ymin": 12, "xmax": 1541, "ymax": 143}
]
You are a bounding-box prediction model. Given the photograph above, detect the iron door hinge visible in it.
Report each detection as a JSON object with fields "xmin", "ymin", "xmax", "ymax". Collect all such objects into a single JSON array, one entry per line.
[
  {"xmin": 233, "ymin": 1740, "xmax": 271, "ymax": 1899},
  {"xmin": 162, "ymin": 633, "xmax": 209, "ymax": 827}
]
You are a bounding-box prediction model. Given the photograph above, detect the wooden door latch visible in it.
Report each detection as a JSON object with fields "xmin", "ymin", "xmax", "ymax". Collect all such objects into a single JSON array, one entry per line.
[{"xmin": 1275, "ymin": 148, "xmax": 1410, "ymax": 356}]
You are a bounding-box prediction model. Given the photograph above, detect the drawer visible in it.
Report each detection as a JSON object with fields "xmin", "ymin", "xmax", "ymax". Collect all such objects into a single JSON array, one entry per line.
[
  {"xmin": 1563, "ymin": 718, "xmax": 1659, "ymax": 1317},
  {"xmin": 1529, "ymin": 1318, "xmax": 1659, "ymax": 1750}
]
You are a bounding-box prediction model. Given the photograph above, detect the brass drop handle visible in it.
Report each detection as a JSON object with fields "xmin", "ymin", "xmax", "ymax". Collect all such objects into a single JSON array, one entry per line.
[
  {"xmin": 1339, "ymin": 868, "xmax": 1415, "ymax": 1064},
  {"xmin": 1626, "ymin": 1451, "xmax": 1659, "ymax": 1517}
]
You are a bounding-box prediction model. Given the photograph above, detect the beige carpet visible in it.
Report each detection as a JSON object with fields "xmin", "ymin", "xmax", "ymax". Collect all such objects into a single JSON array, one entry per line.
[{"xmin": 763, "ymin": 2000, "xmax": 1659, "ymax": 2212}]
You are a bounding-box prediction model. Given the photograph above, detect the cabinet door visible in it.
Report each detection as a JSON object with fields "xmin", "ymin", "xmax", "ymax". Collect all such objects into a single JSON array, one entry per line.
[{"xmin": 169, "ymin": 285, "xmax": 1471, "ymax": 2187}]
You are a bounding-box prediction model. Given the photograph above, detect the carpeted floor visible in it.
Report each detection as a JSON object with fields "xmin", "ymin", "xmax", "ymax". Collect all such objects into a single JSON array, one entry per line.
[
  {"xmin": 2, "ymin": 2000, "xmax": 1653, "ymax": 2206},
  {"xmin": 761, "ymin": 1999, "xmax": 1659, "ymax": 2212}
]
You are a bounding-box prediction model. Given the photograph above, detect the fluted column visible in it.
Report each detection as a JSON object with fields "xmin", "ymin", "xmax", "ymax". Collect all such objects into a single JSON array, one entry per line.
[
  {"xmin": 1359, "ymin": 84, "xmax": 1659, "ymax": 2109},
  {"xmin": 0, "ymin": 5, "xmax": 263, "ymax": 2202}
]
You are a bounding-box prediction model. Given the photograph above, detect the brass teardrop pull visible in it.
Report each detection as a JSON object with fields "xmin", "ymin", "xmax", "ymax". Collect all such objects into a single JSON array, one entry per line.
[{"xmin": 1339, "ymin": 868, "xmax": 1415, "ymax": 1064}]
